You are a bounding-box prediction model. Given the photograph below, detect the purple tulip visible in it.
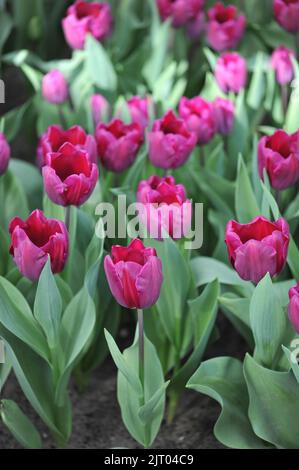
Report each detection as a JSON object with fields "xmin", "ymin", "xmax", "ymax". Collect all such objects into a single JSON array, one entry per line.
[
  {"xmin": 225, "ymin": 216, "xmax": 290, "ymax": 284},
  {"xmin": 90, "ymin": 94, "xmax": 111, "ymax": 125},
  {"xmin": 213, "ymin": 97, "xmax": 235, "ymax": 136},
  {"xmin": 9, "ymin": 210, "xmax": 68, "ymax": 281},
  {"xmin": 148, "ymin": 110, "xmax": 197, "ymax": 169},
  {"xmin": 104, "ymin": 238, "xmax": 163, "ymax": 309},
  {"xmin": 126, "ymin": 96, "xmax": 150, "ymax": 130},
  {"xmin": 179, "ymin": 96, "xmax": 216, "ymax": 145},
  {"xmin": 271, "ymin": 46, "xmax": 294, "ymax": 86},
  {"xmin": 258, "ymin": 130, "xmax": 299, "ymax": 190},
  {"xmin": 274, "ymin": 0, "xmax": 299, "ymax": 33},
  {"xmin": 215, "ymin": 52, "xmax": 247, "ymax": 94},
  {"xmin": 62, "ymin": 0, "xmax": 112, "ymax": 50},
  {"xmin": 156, "ymin": 0, "xmax": 205, "ymax": 28},
  {"xmin": 288, "ymin": 283, "xmax": 299, "ymax": 334},
  {"xmin": 0, "ymin": 132, "xmax": 10, "ymax": 175},
  {"xmin": 42, "ymin": 70, "xmax": 68, "ymax": 105},
  {"xmin": 95, "ymin": 119, "xmax": 144, "ymax": 173},
  {"xmin": 42, "ymin": 142, "xmax": 98, "ymax": 206},
  {"xmin": 207, "ymin": 2, "xmax": 246, "ymax": 52}
]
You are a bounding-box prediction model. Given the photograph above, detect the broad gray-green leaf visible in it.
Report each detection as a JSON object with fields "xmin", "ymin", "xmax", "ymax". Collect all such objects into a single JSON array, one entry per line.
[
  {"xmin": 85, "ymin": 34, "xmax": 117, "ymax": 92},
  {"xmin": 235, "ymin": 155, "xmax": 260, "ymax": 223}
]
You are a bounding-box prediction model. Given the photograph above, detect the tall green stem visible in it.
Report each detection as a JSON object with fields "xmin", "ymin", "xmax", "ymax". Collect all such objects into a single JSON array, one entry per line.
[
  {"xmin": 281, "ymin": 85, "xmax": 288, "ymax": 118},
  {"xmin": 65, "ymin": 206, "xmax": 71, "ymax": 231},
  {"xmin": 137, "ymin": 308, "xmax": 144, "ymax": 399}
]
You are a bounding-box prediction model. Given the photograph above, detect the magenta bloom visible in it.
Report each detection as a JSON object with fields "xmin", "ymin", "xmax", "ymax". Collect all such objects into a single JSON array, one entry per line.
[
  {"xmin": 62, "ymin": 0, "xmax": 112, "ymax": 50},
  {"xmin": 38, "ymin": 124, "xmax": 97, "ymax": 168},
  {"xmin": 127, "ymin": 96, "xmax": 150, "ymax": 130},
  {"xmin": 179, "ymin": 97, "xmax": 216, "ymax": 145},
  {"xmin": 271, "ymin": 46, "xmax": 294, "ymax": 86},
  {"xmin": 274, "ymin": 0, "xmax": 299, "ymax": 33},
  {"xmin": 156, "ymin": 0, "xmax": 204, "ymax": 28},
  {"xmin": 225, "ymin": 216, "xmax": 290, "ymax": 284},
  {"xmin": 258, "ymin": 130, "xmax": 299, "ymax": 190},
  {"xmin": 137, "ymin": 175, "xmax": 192, "ymax": 240},
  {"xmin": 148, "ymin": 110, "xmax": 196, "ymax": 169},
  {"xmin": 0, "ymin": 132, "xmax": 10, "ymax": 175},
  {"xmin": 42, "ymin": 70, "xmax": 68, "ymax": 105},
  {"xmin": 90, "ymin": 94, "xmax": 111, "ymax": 125},
  {"xmin": 215, "ymin": 52, "xmax": 247, "ymax": 94},
  {"xmin": 207, "ymin": 2, "xmax": 246, "ymax": 51},
  {"xmin": 213, "ymin": 97, "xmax": 235, "ymax": 136},
  {"xmin": 288, "ymin": 283, "xmax": 299, "ymax": 334},
  {"xmin": 42, "ymin": 142, "xmax": 98, "ymax": 206},
  {"xmin": 9, "ymin": 210, "xmax": 68, "ymax": 281},
  {"xmin": 95, "ymin": 119, "xmax": 143, "ymax": 173},
  {"xmin": 104, "ymin": 238, "xmax": 163, "ymax": 309}
]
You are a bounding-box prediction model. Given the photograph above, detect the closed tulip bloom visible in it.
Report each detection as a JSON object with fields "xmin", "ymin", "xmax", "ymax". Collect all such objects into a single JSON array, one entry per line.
[
  {"xmin": 148, "ymin": 110, "xmax": 197, "ymax": 169},
  {"xmin": 215, "ymin": 52, "xmax": 247, "ymax": 93},
  {"xmin": 42, "ymin": 70, "xmax": 68, "ymax": 105},
  {"xmin": 213, "ymin": 97, "xmax": 235, "ymax": 136},
  {"xmin": 179, "ymin": 97, "xmax": 216, "ymax": 145},
  {"xmin": 288, "ymin": 283, "xmax": 299, "ymax": 334},
  {"xmin": 38, "ymin": 124, "xmax": 98, "ymax": 168},
  {"xmin": 274, "ymin": 0, "xmax": 299, "ymax": 33},
  {"xmin": 9, "ymin": 210, "xmax": 68, "ymax": 281},
  {"xmin": 90, "ymin": 94, "xmax": 111, "ymax": 125},
  {"xmin": 62, "ymin": 0, "xmax": 112, "ymax": 50},
  {"xmin": 95, "ymin": 119, "xmax": 143, "ymax": 173},
  {"xmin": 104, "ymin": 238, "xmax": 163, "ymax": 309},
  {"xmin": 137, "ymin": 175, "xmax": 192, "ymax": 240},
  {"xmin": 207, "ymin": 2, "xmax": 246, "ymax": 51},
  {"xmin": 225, "ymin": 216, "xmax": 290, "ymax": 284},
  {"xmin": 258, "ymin": 130, "xmax": 299, "ymax": 190},
  {"xmin": 42, "ymin": 142, "xmax": 98, "ymax": 206},
  {"xmin": 157, "ymin": 0, "xmax": 204, "ymax": 28},
  {"xmin": 0, "ymin": 132, "xmax": 10, "ymax": 175},
  {"xmin": 271, "ymin": 46, "xmax": 294, "ymax": 85},
  {"xmin": 127, "ymin": 96, "xmax": 150, "ymax": 130}
]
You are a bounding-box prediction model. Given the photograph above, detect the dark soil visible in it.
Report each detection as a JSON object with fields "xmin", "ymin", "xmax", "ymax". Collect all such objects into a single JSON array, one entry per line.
[{"xmin": 0, "ymin": 314, "xmax": 247, "ymax": 449}]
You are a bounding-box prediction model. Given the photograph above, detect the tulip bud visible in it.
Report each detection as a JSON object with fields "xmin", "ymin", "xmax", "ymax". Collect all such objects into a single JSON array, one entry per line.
[
  {"xmin": 62, "ymin": 0, "xmax": 112, "ymax": 50},
  {"xmin": 156, "ymin": 0, "xmax": 205, "ymax": 28},
  {"xmin": 148, "ymin": 110, "xmax": 196, "ymax": 169},
  {"xmin": 9, "ymin": 210, "xmax": 68, "ymax": 281},
  {"xmin": 288, "ymin": 283, "xmax": 299, "ymax": 334},
  {"xmin": 137, "ymin": 175, "xmax": 192, "ymax": 240},
  {"xmin": 215, "ymin": 52, "xmax": 247, "ymax": 94},
  {"xmin": 90, "ymin": 94, "xmax": 111, "ymax": 125},
  {"xmin": 95, "ymin": 119, "xmax": 143, "ymax": 173},
  {"xmin": 207, "ymin": 2, "xmax": 246, "ymax": 52},
  {"xmin": 104, "ymin": 238, "xmax": 163, "ymax": 309},
  {"xmin": 179, "ymin": 97, "xmax": 216, "ymax": 145},
  {"xmin": 42, "ymin": 70, "xmax": 68, "ymax": 105},
  {"xmin": 274, "ymin": 0, "xmax": 299, "ymax": 33},
  {"xmin": 0, "ymin": 132, "xmax": 10, "ymax": 175},
  {"xmin": 270, "ymin": 46, "xmax": 294, "ymax": 86},
  {"xmin": 42, "ymin": 142, "xmax": 98, "ymax": 206},
  {"xmin": 225, "ymin": 216, "xmax": 290, "ymax": 284},
  {"xmin": 213, "ymin": 97, "xmax": 235, "ymax": 136},
  {"xmin": 127, "ymin": 96, "xmax": 150, "ymax": 130},
  {"xmin": 258, "ymin": 130, "xmax": 299, "ymax": 190}
]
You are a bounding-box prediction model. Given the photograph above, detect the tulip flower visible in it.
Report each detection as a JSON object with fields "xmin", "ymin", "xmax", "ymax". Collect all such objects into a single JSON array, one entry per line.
[
  {"xmin": 42, "ymin": 142, "xmax": 98, "ymax": 206},
  {"xmin": 179, "ymin": 97, "xmax": 216, "ymax": 145},
  {"xmin": 137, "ymin": 175, "xmax": 192, "ymax": 240},
  {"xmin": 225, "ymin": 216, "xmax": 290, "ymax": 284},
  {"xmin": 271, "ymin": 46, "xmax": 295, "ymax": 85},
  {"xmin": 148, "ymin": 110, "xmax": 197, "ymax": 170},
  {"xmin": 90, "ymin": 94, "xmax": 111, "ymax": 125},
  {"xmin": 156, "ymin": 0, "xmax": 204, "ymax": 28},
  {"xmin": 125, "ymin": 96, "xmax": 150, "ymax": 131},
  {"xmin": 273, "ymin": 0, "xmax": 299, "ymax": 33},
  {"xmin": 38, "ymin": 124, "xmax": 98, "ymax": 168},
  {"xmin": 104, "ymin": 238, "xmax": 163, "ymax": 310},
  {"xmin": 0, "ymin": 132, "xmax": 10, "ymax": 175},
  {"xmin": 62, "ymin": 0, "xmax": 112, "ymax": 50},
  {"xmin": 42, "ymin": 70, "xmax": 68, "ymax": 105},
  {"xmin": 215, "ymin": 52, "xmax": 247, "ymax": 94},
  {"xmin": 207, "ymin": 2, "xmax": 246, "ymax": 52},
  {"xmin": 9, "ymin": 209, "xmax": 68, "ymax": 281},
  {"xmin": 95, "ymin": 119, "xmax": 143, "ymax": 173},
  {"xmin": 258, "ymin": 130, "xmax": 299, "ymax": 190},
  {"xmin": 213, "ymin": 97, "xmax": 235, "ymax": 136},
  {"xmin": 288, "ymin": 283, "xmax": 299, "ymax": 334}
]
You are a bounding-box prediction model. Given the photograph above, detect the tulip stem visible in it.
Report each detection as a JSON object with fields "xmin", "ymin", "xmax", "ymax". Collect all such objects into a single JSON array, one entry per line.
[
  {"xmin": 199, "ymin": 146, "xmax": 205, "ymax": 168},
  {"xmin": 275, "ymin": 189, "xmax": 282, "ymax": 210},
  {"xmin": 65, "ymin": 206, "xmax": 71, "ymax": 231},
  {"xmin": 57, "ymin": 105, "xmax": 67, "ymax": 129},
  {"xmin": 137, "ymin": 308, "xmax": 145, "ymax": 397},
  {"xmin": 281, "ymin": 85, "xmax": 288, "ymax": 117}
]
